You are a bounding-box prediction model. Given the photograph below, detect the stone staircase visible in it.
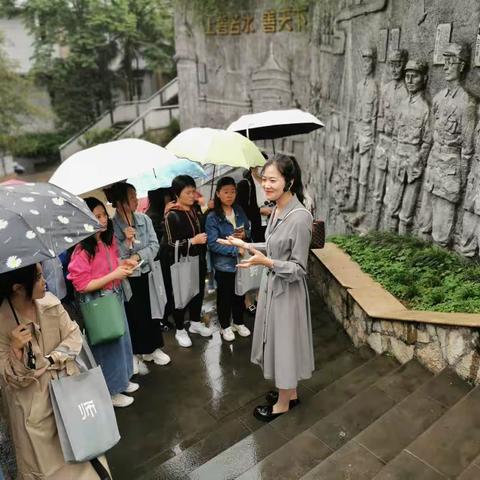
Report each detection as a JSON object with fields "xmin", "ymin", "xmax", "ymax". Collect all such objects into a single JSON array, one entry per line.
[{"xmin": 118, "ymin": 286, "xmax": 480, "ymax": 480}]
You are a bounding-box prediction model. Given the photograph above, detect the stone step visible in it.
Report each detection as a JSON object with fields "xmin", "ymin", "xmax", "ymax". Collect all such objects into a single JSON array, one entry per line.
[
  {"xmin": 139, "ymin": 347, "xmax": 373, "ymax": 480},
  {"xmin": 373, "ymin": 382, "xmax": 480, "ymax": 479},
  {"xmin": 299, "ymin": 368, "xmax": 471, "ymax": 480},
  {"xmin": 237, "ymin": 360, "xmax": 431, "ymax": 480},
  {"xmin": 186, "ymin": 354, "xmax": 398, "ymax": 480}
]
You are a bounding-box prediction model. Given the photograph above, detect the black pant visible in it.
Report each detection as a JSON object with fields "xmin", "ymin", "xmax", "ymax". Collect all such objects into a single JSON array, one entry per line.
[
  {"xmin": 170, "ymin": 258, "xmax": 207, "ymax": 330},
  {"xmin": 215, "ymin": 270, "xmax": 245, "ymax": 329}
]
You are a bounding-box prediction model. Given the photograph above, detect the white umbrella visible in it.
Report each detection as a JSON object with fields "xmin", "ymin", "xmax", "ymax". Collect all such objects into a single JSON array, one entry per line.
[
  {"xmin": 227, "ymin": 109, "xmax": 324, "ymax": 152},
  {"xmin": 49, "ymin": 138, "xmax": 179, "ymax": 195}
]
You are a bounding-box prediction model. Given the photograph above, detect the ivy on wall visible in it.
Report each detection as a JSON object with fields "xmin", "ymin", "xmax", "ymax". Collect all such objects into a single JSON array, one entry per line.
[{"xmin": 187, "ymin": 0, "xmax": 311, "ymax": 17}]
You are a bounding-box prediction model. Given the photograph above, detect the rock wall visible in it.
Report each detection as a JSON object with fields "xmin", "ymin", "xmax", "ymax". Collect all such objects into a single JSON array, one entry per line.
[
  {"xmin": 310, "ymin": 253, "xmax": 480, "ymax": 382},
  {"xmin": 174, "ymin": 0, "xmax": 480, "ymax": 256}
]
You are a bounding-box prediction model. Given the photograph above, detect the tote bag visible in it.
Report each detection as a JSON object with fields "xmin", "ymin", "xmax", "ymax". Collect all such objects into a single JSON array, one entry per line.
[
  {"xmin": 235, "ymin": 253, "xmax": 264, "ymax": 295},
  {"xmin": 170, "ymin": 240, "xmax": 199, "ymax": 309},
  {"xmin": 149, "ymin": 260, "xmax": 168, "ymax": 319},
  {"xmin": 79, "ymin": 291, "xmax": 125, "ymax": 346},
  {"xmin": 49, "ymin": 343, "xmax": 120, "ymax": 464}
]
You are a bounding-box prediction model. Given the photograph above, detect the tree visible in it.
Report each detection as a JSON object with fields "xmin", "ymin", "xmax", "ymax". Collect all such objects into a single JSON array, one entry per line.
[
  {"xmin": 0, "ymin": 34, "xmax": 32, "ymax": 135},
  {"xmin": 0, "ymin": 0, "xmax": 175, "ymax": 133}
]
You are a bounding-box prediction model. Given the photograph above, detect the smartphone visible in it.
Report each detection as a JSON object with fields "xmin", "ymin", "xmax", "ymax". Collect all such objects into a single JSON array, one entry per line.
[
  {"xmin": 233, "ymin": 226, "xmax": 245, "ymax": 234},
  {"xmin": 132, "ymin": 259, "xmax": 144, "ymax": 271}
]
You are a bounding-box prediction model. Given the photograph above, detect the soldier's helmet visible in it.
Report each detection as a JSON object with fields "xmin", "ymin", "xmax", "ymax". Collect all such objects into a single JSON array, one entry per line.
[
  {"xmin": 405, "ymin": 60, "xmax": 428, "ymax": 75},
  {"xmin": 388, "ymin": 49, "xmax": 408, "ymax": 64},
  {"xmin": 443, "ymin": 43, "xmax": 469, "ymax": 63}
]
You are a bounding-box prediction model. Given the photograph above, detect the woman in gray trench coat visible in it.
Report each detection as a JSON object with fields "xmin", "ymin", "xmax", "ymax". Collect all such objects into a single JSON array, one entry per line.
[{"xmin": 219, "ymin": 154, "xmax": 314, "ymax": 421}]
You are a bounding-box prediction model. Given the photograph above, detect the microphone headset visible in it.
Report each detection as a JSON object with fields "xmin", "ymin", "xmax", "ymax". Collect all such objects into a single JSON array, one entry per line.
[{"xmin": 283, "ymin": 180, "xmax": 294, "ymax": 193}]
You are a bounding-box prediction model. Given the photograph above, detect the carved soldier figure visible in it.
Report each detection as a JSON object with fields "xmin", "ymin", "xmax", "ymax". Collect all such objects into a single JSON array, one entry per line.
[
  {"xmin": 371, "ymin": 49, "xmax": 409, "ymax": 230},
  {"xmin": 344, "ymin": 47, "xmax": 378, "ymax": 212},
  {"xmin": 459, "ymin": 125, "xmax": 480, "ymax": 257},
  {"xmin": 418, "ymin": 43, "xmax": 476, "ymax": 247},
  {"xmin": 388, "ymin": 60, "xmax": 432, "ymax": 235}
]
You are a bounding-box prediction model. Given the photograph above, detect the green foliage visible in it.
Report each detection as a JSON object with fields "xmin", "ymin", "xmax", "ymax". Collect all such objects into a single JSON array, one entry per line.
[
  {"xmin": 329, "ymin": 232, "xmax": 480, "ymax": 313},
  {"xmin": 141, "ymin": 117, "xmax": 179, "ymax": 146},
  {"xmin": 188, "ymin": 0, "xmax": 311, "ymax": 16},
  {"xmin": 0, "ymin": 131, "xmax": 70, "ymax": 160},
  {"xmin": 2, "ymin": 0, "xmax": 175, "ymax": 132},
  {"xmin": 0, "ymin": 35, "xmax": 34, "ymax": 135},
  {"xmin": 79, "ymin": 128, "xmax": 116, "ymax": 148}
]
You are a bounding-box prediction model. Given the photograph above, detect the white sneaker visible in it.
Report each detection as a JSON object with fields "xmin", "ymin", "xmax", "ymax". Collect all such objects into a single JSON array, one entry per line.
[
  {"xmin": 133, "ymin": 355, "xmax": 150, "ymax": 375},
  {"xmin": 175, "ymin": 329, "xmax": 192, "ymax": 348},
  {"xmin": 124, "ymin": 381, "xmax": 139, "ymax": 393},
  {"xmin": 143, "ymin": 348, "xmax": 171, "ymax": 366},
  {"xmin": 231, "ymin": 323, "xmax": 251, "ymax": 337},
  {"xmin": 111, "ymin": 393, "xmax": 134, "ymax": 408},
  {"xmin": 221, "ymin": 326, "xmax": 235, "ymax": 342},
  {"xmin": 189, "ymin": 321, "xmax": 213, "ymax": 337}
]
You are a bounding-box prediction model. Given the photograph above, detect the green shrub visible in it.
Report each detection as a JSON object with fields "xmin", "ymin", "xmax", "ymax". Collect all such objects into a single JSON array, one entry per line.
[
  {"xmin": 329, "ymin": 232, "xmax": 480, "ymax": 313},
  {"xmin": 141, "ymin": 118, "xmax": 180, "ymax": 146},
  {"xmin": 79, "ymin": 128, "xmax": 116, "ymax": 148},
  {"xmin": 0, "ymin": 131, "xmax": 70, "ymax": 161}
]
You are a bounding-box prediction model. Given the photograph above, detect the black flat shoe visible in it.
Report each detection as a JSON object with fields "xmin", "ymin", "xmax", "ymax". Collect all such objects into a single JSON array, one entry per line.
[
  {"xmin": 265, "ymin": 390, "xmax": 300, "ymax": 408},
  {"xmin": 253, "ymin": 404, "xmax": 288, "ymax": 422},
  {"xmin": 246, "ymin": 304, "xmax": 257, "ymax": 316}
]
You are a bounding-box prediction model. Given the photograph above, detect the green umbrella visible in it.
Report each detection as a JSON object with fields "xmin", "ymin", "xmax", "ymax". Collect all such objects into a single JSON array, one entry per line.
[{"xmin": 166, "ymin": 128, "xmax": 266, "ymax": 169}]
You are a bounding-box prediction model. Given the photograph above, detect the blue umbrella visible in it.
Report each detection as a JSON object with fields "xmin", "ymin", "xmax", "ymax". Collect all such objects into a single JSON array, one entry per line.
[{"xmin": 127, "ymin": 158, "xmax": 206, "ymax": 198}]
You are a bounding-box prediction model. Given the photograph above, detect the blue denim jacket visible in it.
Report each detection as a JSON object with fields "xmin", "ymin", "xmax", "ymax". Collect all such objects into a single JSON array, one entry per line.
[
  {"xmin": 112, "ymin": 212, "xmax": 159, "ymax": 276},
  {"xmin": 205, "ymin": 205, "xmax": 250, "ymax": 273}
]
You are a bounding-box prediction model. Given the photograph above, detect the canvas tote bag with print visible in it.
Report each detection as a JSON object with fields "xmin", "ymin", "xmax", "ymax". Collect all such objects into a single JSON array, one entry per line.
[
  {"xmin": 170, "ymin": 240, "xmax": 200, "ymax": 309},
  {"xmin": 49, "ymin": 340, "xmax": 120, "ymax": 465}
]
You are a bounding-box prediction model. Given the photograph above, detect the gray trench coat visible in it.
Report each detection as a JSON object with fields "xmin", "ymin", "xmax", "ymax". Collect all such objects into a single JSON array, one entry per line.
[{"xmin": 250, "ymin": 195, "xmax": 315, "ymax": 389}]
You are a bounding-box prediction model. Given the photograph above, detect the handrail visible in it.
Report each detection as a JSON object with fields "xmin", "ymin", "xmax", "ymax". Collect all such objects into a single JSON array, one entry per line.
[
  {"xmin": 59, "ymin": 77, "xmax": 178, "ymax": 161},
  {"xmin": 112, "ymin": 105, "xmax": 179, "ymax": 141}
]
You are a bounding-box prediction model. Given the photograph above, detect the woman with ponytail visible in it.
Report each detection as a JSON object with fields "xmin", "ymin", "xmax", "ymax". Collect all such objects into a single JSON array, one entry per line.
[
  {"xmin": 68, "ymin": 197, "xmax": 137, "ymax": 408},
  {"xmin": 219, "ymin": 154, "xmax": 314, "ymax": 422}
]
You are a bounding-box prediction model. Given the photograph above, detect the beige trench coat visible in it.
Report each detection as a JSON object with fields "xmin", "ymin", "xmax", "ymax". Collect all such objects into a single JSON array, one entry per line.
[{"xmin": 0, "ymin": 292, "xmax": 108, "ymax": 480}]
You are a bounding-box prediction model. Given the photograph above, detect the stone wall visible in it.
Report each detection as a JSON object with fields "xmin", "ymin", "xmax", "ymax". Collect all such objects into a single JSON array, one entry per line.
[
  {"xmin": 310, "ymin": 252, "xmax": 480, "ymax": 383},
  {"xmin": 174, "ymin": 0, "xmax": 480, "ymax": 257}
]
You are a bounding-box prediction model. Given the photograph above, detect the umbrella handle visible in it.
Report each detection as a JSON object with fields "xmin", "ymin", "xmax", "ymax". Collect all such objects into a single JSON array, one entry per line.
[{"xmin": 209, "ymin": 165, "xmax": 217, "ymax": 199}]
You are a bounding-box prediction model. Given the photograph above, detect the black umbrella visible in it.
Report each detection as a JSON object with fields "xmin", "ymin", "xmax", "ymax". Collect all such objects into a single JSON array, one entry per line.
[
  {"xmin": 227, "ymin": 109, "xmax": 324, "ymax": 152},
  {"xmin": 0, "ymin": 182, "xmax": 101, "ymax": 274}
]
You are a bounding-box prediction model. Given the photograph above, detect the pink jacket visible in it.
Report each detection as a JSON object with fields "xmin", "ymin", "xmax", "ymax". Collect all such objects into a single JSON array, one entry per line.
[{"xmin": 67, "ymin": 239, "xmax": 121, "ymax": 292}]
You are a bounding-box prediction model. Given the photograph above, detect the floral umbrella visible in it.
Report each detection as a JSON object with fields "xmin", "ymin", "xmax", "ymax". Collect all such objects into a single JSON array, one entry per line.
[{"xmin": 0, "ymin": 182, "xmax": 101, "ymax": 273}]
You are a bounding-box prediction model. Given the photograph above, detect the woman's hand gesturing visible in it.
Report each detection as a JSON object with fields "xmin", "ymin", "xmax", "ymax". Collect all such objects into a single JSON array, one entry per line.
[
  {"xmin": 236, "ymin": 248, "xmax": 273, "ymax": 269},
  {"xmin": 217, "ymin": 236, "xmax": 246, "ymax": 249}
]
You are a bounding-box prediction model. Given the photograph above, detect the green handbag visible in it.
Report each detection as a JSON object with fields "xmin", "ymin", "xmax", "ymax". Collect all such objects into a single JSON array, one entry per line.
[{"xmin": 80, "ymin": 291, "xmax": 126, "ymax": 346}]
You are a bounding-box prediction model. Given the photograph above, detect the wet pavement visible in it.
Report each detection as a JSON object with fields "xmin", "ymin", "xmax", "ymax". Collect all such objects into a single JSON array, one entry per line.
[{"xmin": 106, "ymin": 285, "xmax": 332, "ymax": 480}]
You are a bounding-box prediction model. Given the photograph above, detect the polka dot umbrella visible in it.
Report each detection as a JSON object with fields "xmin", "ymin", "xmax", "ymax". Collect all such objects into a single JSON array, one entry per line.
[{"xmin": 0, "ymin": 182, "xmax": 101, "ymax": 273}]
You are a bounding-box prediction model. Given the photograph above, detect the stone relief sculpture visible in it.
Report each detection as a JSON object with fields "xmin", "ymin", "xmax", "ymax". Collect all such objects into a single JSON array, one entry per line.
[
  {"xmin": 387, "ymin": 60, "xmax": 432, "ymax": 235},
  {"xmin": 343, "ymin": 47, "xmax": 378, "ymax": 213},
  {"xmin": 370, "ymin": 49, "xmax": 408, "ymax": 230},
  {"xmin": 459, "ymin": 125, "xmax": 480, "ymax": 257},
  {"xmin": 418, "ymin": 43, "xmax": 477, "ymax": 247}
]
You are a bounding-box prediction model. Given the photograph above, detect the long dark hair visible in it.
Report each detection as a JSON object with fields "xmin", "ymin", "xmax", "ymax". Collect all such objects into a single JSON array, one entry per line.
[
  {"xmin": 104, "ymin": 182, "xmax": 135, "ymax": 209},
  {"xmin": 146, "ymin": 187, "xmax": 172, "ymax": 217},
  {"xmin": 213, "ymin": 176, "xmax": 236, "ymax": 218},
  {"xmin": 80, "ymin": 197, "xmax": 114, "ymax": 258},
  {"xmin": 0, "ymin": 264, "xmax": 37, "ymax": 305},
  {"xmin": 262, "ymin": 153, "xmax": 305, "ymax": 205}
]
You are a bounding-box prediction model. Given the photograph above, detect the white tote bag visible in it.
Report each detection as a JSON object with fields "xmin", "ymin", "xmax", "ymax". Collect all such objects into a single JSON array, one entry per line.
[
  {"xmin": 235, "ymin": 252, "xmax": 264, "ymax": 295},
  {"xmin": 170, "ymin": 240, "xmax": 200, "ymax": 309},
  {"xmin": 148, "ymin": 260, "xmax": 168, "ymax": 319}
]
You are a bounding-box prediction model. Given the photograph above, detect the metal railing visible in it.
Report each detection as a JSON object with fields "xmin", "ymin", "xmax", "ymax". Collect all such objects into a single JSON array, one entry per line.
[
  {"xmin": 112, "ymin": 105, "xmax": 179, "ymax": 140},
  {"xmin": 59, "ymin": 77, "xmax": 179, "ymax": 161}
]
